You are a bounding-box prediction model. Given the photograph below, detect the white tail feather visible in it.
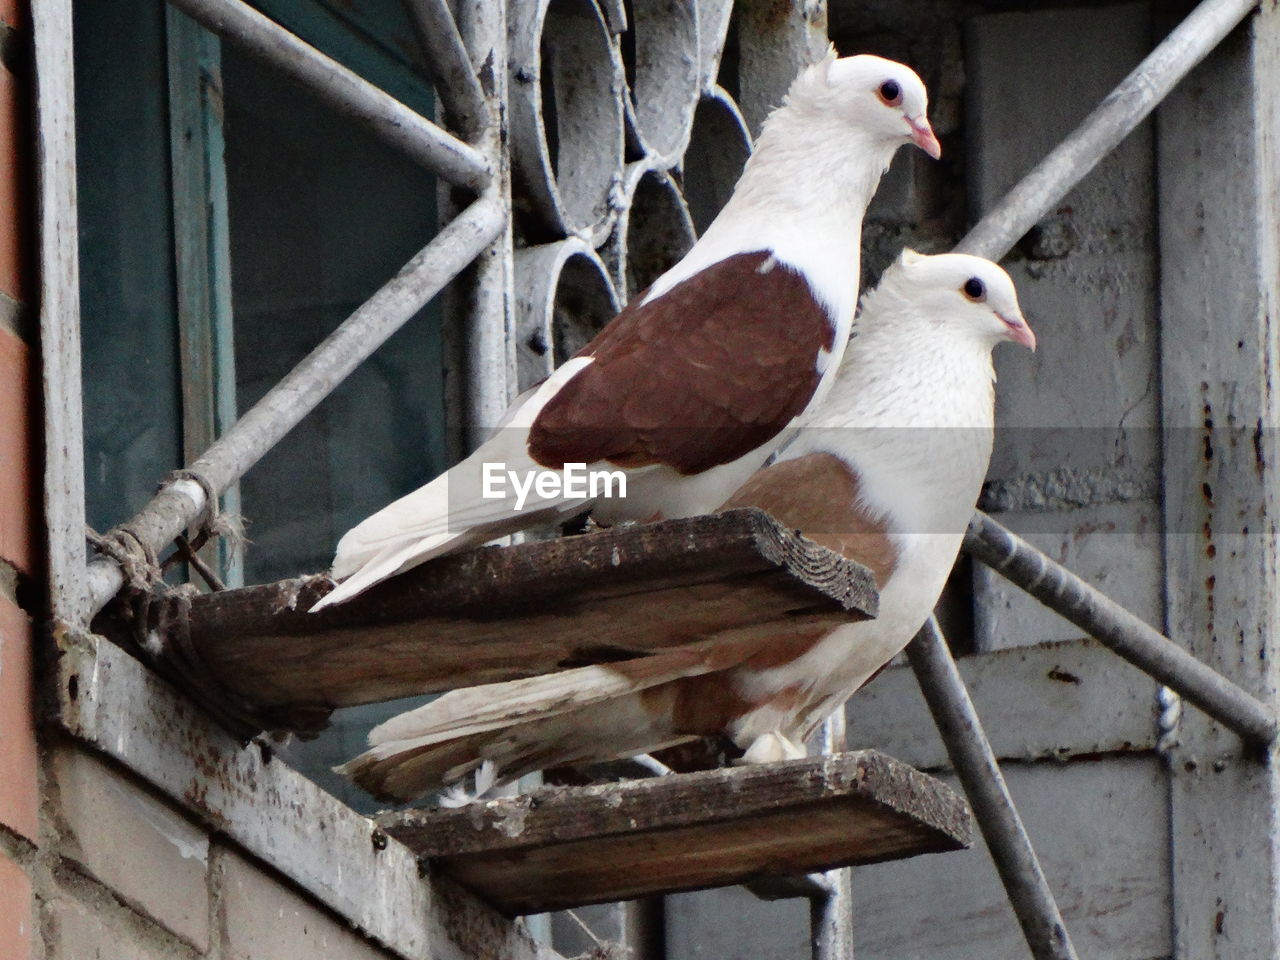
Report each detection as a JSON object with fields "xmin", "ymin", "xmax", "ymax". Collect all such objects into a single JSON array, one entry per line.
[
  {"xmin": 367, "ymin": 656, "xmax": 710, "ymax": 748},
  {"xmin": 436, "ymin": 759, "xmax": 500, "ymax": 807},
  {"xmin": 338, "ymin": 646, "xmax": 726, "ymax": 802},
  {"xmin": 311, "ymin": 359, "xmax": 597, "ymax": 612}
]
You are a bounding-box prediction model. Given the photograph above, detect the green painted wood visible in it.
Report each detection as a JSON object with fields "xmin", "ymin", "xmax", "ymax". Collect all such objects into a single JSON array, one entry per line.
[{"xmin": 166, "ymin": 7, "xmax": 244, "ymax": 586}]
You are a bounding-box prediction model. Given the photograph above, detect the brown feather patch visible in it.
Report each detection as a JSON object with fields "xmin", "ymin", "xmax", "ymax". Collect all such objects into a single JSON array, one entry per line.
[
  {"xmin": 527, "ymin": 251, "xmax": 836, "ymax": 475},
  {"xmin": 657, "ymin": 622, "xmax": 835, "ymax": 737},
  {"xmin": 651, "ymin": 455, "xmax": 902, "ymax": 742},
  {"xmin": 719, "ymin": 452, "xmax": 901, "ymax": 588}
]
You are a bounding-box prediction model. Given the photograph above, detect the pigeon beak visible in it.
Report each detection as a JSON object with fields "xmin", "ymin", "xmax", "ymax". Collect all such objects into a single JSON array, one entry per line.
[
  {"xmin": 907, "ymin": 116, "xmax": 942, "ymax": 159},
  {"xmin": 999, "ymin": 312, "xmax": 1037, "ymax": 352}
]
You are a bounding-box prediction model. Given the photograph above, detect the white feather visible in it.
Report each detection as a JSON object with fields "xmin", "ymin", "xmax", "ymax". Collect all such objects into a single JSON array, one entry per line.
[
  {"xmin": 338, "ymin": 251, "xmax": 1031, "ymax": 799},
  {"xmin": 731, "ymin": 253, "xmax": 1027, "ymax": 745},
  {"xmin": 338, "ymin": 649, "xmax": 722, "ymax": 800},
  {"xmin": 436, "ymin": 759, "xmax": 499, "ymax": 808},
  {"xmin": 318, "ymin": 54, "xmax": 933, "ymax": 609},
  {"xmin": 354, "ymin": 652, "xmax": 718, "ymax": 759},
  {"xmin": 312, "ymin": 359, "xmax": 597, "ymax": 610}
]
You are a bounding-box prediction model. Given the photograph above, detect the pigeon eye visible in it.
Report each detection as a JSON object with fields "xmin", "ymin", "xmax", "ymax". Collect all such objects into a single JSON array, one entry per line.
[
  {"xmin": 962, "ymin": 277, "xmax": 986, "ymax": 302},
  {"xmin": 877, "ymin": 80, "xmax": 903, "ymax": 107}
]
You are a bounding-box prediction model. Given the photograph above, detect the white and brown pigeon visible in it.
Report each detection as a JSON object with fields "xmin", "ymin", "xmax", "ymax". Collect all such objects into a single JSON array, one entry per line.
[
  {"xmin": 338, "ymin": 251, "xmax": 1036, "ymax": 801},
  {"xmin": 310, "ymin": 52, "xmax": 941, "ymax": 611}
]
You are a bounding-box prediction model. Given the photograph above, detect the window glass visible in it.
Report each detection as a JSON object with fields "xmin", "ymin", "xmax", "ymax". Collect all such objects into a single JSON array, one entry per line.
[
  {"xmin": 76, "ymin": 0, "xmax": 182, "ymax": 534},
  {"xmin": 223, "ymin": 47, "xmax": 445, "ymax": 586},
  {"xmin": 74, "ymin": 0, "xmax": 446, "ymax": 812},
  {"xmin": 221, "ymin": 33, "xmax": 444, "ymax": 813}
]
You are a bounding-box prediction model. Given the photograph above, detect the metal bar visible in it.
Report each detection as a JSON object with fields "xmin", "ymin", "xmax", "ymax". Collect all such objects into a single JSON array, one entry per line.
[
  {"xmin": 86, "ymin": 195, "xmax": 507, "ymax": 614},
  {"xmin": 454, "ymin": 0, "xmax": 517, "ymax": 445},
  {"xmin": 906, "ymin": 619, "xmax": 1079, "ymax": 960},
  {"xmin": 164, "ymin": 0, "xmax": 492, "ymax": 192},
  {"xmin": 957, "ymin": 0, "xmax": 1260, "ymax": 259},
  {"xmin": 811, "ymin": 712, "xmax": 854, "ymax": 960},
  {"xmin": 402, "ymin": 0, "xmax": 488, "ymax": 141},
  {"xmin": 810, "ymin": 868, "xmax": 854, "ymax": 960},
  {"xmin": 965, "ymin": 511, "xmax": 1280, "ymax": 748},
  {"xmin": 34, "ymin": 0, "xmax": 91, "ymax": 627}
]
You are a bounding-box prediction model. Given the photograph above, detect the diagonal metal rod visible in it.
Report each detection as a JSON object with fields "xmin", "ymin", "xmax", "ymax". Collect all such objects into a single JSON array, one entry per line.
[
  {"xmin": 86, "ymin": 196, "xmax": 506, "ymax": 614},
  {"xmin": 166, "ymin": 0, "xmax": 491, "ymax": 191},
  {"xmin": 907, "ymin": 619, "xmax": 1079, "ymax": 960},
  {"xmin": 965, "ymin": 511, "xmax": 1280, "ymax": 748},
  {"xmin": 402, "ymin": 0, "xmax": 488, "ymax": 141},
  {"xmin": 958, "ymin": 0, "xmax": 1260, "ymax": 259}
]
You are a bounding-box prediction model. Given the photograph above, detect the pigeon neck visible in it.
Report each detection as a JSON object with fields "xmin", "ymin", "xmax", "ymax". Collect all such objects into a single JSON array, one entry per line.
[
  {"xmin": 671, "ymin": 120, "xmax": 895, "ymax": 331},
  {"xmin": 725, "ymin": 113, "xmax": 897, "ymax": 224},
  {"xmin": 637, "ymin": 114, "xmax": 896, "ymax": 337}
]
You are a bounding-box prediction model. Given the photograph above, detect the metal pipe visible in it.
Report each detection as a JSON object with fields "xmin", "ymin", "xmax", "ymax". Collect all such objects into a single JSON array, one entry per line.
[
  {"xmin": 87, "ymin": 196, "xmax": 507, "ymax": 613},
  {"xmin": 965, "ymin": 512, "xmax": 1280, "ymax": 748},
  {"xmin": 906, "ymin": 619, "xmax": 1080, "ymax": 960},
  {"xmin": 809, "ymin": 867, "xmax": 853, "ymax": 960},
  {"xmin": 810, "ymin": 711, "xmax": 854, "ymax": 960},
  {"xmin": 454, "ymin": 0, "xmax": 518, "ymax": 445},
  {"xmin": 402, "ymin": 0, "xmax": 488, "ymax": 141},
  {"xmin": 957, "ymin": 0, "xmax": 1260, "ymax": 259},
  {"xmin": 165, "ymin": 0, "xmax": 492, "ymax": 192}
]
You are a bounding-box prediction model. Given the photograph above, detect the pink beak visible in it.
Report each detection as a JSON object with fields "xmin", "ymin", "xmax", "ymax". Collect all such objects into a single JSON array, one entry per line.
[
  {"xmin": 908, "ymin": 116, "xmax": 942, "ymax": 159},
  {"xmin": 999, "ymin": 313, "xmax": 1037, "ymax": 351}
]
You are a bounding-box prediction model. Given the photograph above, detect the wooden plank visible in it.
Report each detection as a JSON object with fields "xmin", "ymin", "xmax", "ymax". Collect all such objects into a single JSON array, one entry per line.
[
  {"xmin": 845, "ymin": 638, "xmax": 1160, "ymax": 770},
  {"xmin": 54, "ymin": 630, "xmax": 555, "ymax": 960},
  {"xmin": 1157, "ymin": 8, "xmax": 1280, "ymax": 958},
  {"xmin": 169, "ymin": 509, "xmax": 877, "ymax": 727},
  {"xmin": 33, "ymin": 0, "xmax": 89, "ymax": 626},
  {"xmin": 381, "ymin": 751, "xmax": 971, "ymax": 916}
]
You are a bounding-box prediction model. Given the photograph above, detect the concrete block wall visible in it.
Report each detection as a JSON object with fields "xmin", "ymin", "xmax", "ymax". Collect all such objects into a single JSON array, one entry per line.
[{"xmin": 6, "ymin": 736, "xmax": 422, "ymax": 960}]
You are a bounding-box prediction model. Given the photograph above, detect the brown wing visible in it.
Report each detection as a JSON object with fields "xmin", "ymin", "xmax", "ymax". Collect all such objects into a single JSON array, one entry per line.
[
  {"xmin": 720, "ymin": 452, "xmax": 901, "ymax": 588},
  {"xmin": 528, "ymin": 251, "xmax": 836, "ymax": 476}
]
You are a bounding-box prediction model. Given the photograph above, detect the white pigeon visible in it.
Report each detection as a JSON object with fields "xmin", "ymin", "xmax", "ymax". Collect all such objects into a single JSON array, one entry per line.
[
  {"xmin": 338, "ymin": 251, "xmax": 1036, "ymax": 801},
  {"xmin": 311, "ymin": 51, "xmax": 941, "ymax": 610}
]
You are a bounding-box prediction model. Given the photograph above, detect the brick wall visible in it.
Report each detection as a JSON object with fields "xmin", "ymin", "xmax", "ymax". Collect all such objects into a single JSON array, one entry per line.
[
  {"xmin": 37, "ymin": 744, "xmax": 405, "ymax": 960},
  {"xmin": 1, "ymin": 0, "xmax": 39, "ymax": 957}
]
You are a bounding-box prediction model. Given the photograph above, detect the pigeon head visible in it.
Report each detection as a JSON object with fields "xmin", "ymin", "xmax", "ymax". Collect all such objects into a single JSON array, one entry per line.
[
  {"xmin": 893, "ymin": 250, "xmax": 1036, "ymax": 351},
  {"xmin": 789, "ymin": 53, "xmax": 940, "ymax": 160}
]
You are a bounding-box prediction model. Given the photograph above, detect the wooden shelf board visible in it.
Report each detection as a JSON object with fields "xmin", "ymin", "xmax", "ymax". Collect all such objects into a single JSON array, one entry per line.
[
  {"xmin": 380, "ymin": 750, "xmax": 972, "ymax": 915},
  {"xmin": 159, "ymin": 509, "xmax": 877, "ymax": 732}
]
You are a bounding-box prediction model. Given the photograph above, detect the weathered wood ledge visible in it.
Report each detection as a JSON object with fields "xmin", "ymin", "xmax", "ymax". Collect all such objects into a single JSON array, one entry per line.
[
  {"xmin": 381, "ymin": 750, "xmax": 973, "ymax": 915},
  {"xmin": 151, "ymin": 509, "xmax": 878, "ymax": 733}
]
